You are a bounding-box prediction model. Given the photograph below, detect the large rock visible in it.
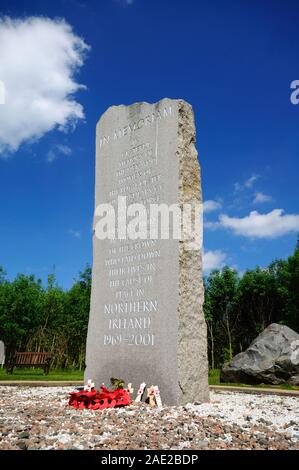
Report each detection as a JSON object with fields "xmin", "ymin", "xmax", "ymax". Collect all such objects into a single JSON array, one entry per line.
[{"xmin": 221, "ymin": 323, "xmax": 299, "ymax": 385}]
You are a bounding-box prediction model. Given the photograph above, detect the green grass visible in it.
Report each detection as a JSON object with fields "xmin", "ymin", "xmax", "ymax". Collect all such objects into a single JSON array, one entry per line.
[
  {"xmin": 208, "ymin": 369, "xmax": 298, "ymax": 391},
  {"xmin": 0, "ymin": 367, "xmax": 84, "ymax": 381},
  {"xmin": 208, "ymin": 369, "xmax": 221, "ymax": 385}
]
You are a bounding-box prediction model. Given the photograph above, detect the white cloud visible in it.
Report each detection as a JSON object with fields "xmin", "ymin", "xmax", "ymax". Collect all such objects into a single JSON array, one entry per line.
[
  {"xmin": 244, "ymin": 174, "xmax": 260, "ymax": 188},
  {"xmin": 233, "ymin": 182, "xmax": 242, "ymax": 193},
  {"xmin": 69, "ymin": 229, "xmax": 81, "ymax": 239},
  {"xmin": 47, "ymin": 144, "xmax": 72, "ymax": 163},
  {"xmin": 234, "ymin": 174, "xmax": 260, "ymax": 192},
  {"xmin": 220, "ymin": 209, "xmax": 299, "ymax": 239},
  {"xmin": 203, "ymin": 199, "xmax": 222, "ymax": 213},
  {"xmin": 253, "ymin": 192, "xmax": 272, "ymax": 204},
  {"xmin": 0, "ymin": 16, "xmax": 89, "ymax": 155},
  {"xmin": 204, "ymin": 220, "xmax": 220, "ymax": 230},
  {"xmin": 56, "ymin": 144, "xmax": 72, "ymax": 156},
  {"xmin": 0, "ymin": 79, "xmax": 5, "ymax": 104},
  {"xmin": 203, "ymin": 249, "xmax": 227, "ymax": 273}
]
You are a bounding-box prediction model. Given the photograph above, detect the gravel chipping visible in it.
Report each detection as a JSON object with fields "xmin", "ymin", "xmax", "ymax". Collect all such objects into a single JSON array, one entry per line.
[{"xmin": 0, "ymin": 386, "xmax": 298, "ymax": 450}]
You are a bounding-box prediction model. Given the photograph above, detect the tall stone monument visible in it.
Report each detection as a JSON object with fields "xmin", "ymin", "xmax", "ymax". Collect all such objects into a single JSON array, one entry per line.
[{"xmin": 85, "ymin": 98, "xmax": 209, "ymax": 405}]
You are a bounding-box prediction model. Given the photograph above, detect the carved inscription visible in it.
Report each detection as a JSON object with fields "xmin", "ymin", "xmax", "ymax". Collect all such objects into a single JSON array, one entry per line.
[{"xmin": 99, "ymin": 106, "xmax": 173, "ymax": 347}]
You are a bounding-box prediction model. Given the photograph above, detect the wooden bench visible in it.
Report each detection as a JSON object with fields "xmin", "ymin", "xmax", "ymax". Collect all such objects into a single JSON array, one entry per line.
[{"xmin": 6, "ymin": 352, "xmax": 51, "ymax": 375}]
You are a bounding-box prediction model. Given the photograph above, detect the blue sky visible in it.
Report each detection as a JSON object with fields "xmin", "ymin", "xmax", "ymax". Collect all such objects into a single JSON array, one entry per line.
[{"xmin": 0, "ymin": 0, "xmax": 298, "ymax": 288}]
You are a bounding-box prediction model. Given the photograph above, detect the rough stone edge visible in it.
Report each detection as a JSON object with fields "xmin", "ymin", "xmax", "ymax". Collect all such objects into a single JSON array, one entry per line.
[{"xmin": 177, "ymin": 100, "xmax": 210, "ymax": 404}]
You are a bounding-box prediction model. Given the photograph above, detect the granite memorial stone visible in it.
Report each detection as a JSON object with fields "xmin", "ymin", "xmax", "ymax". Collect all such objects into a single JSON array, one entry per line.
[{"xmin": 85, "ymin": 98, "xmax": 209, "ymax": 405}]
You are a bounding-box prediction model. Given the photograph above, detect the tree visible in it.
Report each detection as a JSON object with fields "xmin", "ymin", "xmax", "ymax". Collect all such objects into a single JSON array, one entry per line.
[
  {"xmin": 26, "ymin": 274, "xmax": 67, "ymax": 366},
  {"xmin": 204, "ymin": 267, "xmax": 239, "ymax": 366},
  {"xmin": 64, "ymin": 266, "xmax": 91, "ymax": 369},
  {"xmin": 273, "ymin": 238, "xmax": 299, "ymax": 331},
  {"xmin": 203, "ymin": 278, "xmax": 215, "ymax": 369},
  {"xmin": 0, "ymin": 273, "xmax": 43, "ymax": 358},
  {"xmin": 237, "ymin": 267, "xmax": 278, "ymax": 348}
]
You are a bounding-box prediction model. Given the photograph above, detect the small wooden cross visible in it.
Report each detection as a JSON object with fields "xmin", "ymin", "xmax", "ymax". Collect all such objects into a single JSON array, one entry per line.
[
  {"xmin": 146, "ymin": 386, "xmax": 156, "ymax": 407},
  {"xmin": 84, "ymin": 379, "xmax": 95, "ymax": 392},
  {"xmin": 135, "ymin": 382, "xmax": 146, "ymax": 402},
  {"xmin": 152, "ymin": 386, "xmax": 162, "ymax": 407},
  {"xmin": 146, "ymin": 385, "xmax": 162, "ymax": 407}
]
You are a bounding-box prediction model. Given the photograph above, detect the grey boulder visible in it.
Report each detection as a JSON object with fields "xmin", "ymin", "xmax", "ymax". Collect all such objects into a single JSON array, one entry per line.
[{"xmin": 220, "ymin": 323, "xmax": 299, "ymax": 385}]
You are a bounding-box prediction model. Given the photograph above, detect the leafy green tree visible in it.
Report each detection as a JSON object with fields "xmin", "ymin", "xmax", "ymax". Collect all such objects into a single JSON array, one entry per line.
[
  {"xmin": 273, "ymin": 238, "xmax": 299, "ymax": 331},
  {"xmin": 27, "ymin": 274, "xmax": 67, "ymax": 366},
  {"xmin": 203, "ymin": 277, "xmax": 215, "ymax": 369},
  {"xmin": 0, "ymin": 272, "xmax": 43, "ymax": 358},
  {"xmin": 204, "ymin": 267, "xmax": 239, "ymax": 366},
  {"xmin": 237, "ymin": 267, "xmax": 278, "ymax": 348},
  {"xmin": 64, "ymin": 266, "xmax": 91, "ymax": 369}
]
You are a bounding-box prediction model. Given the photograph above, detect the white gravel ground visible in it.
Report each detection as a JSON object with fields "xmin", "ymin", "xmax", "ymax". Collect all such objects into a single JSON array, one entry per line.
[
  {"xmin": 0, "ymin": 387, "xmax": 298, "ymax": 450},
  {"xmin": 187, "ymin": 392, "xmax": 299, "ymax": 438}
]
